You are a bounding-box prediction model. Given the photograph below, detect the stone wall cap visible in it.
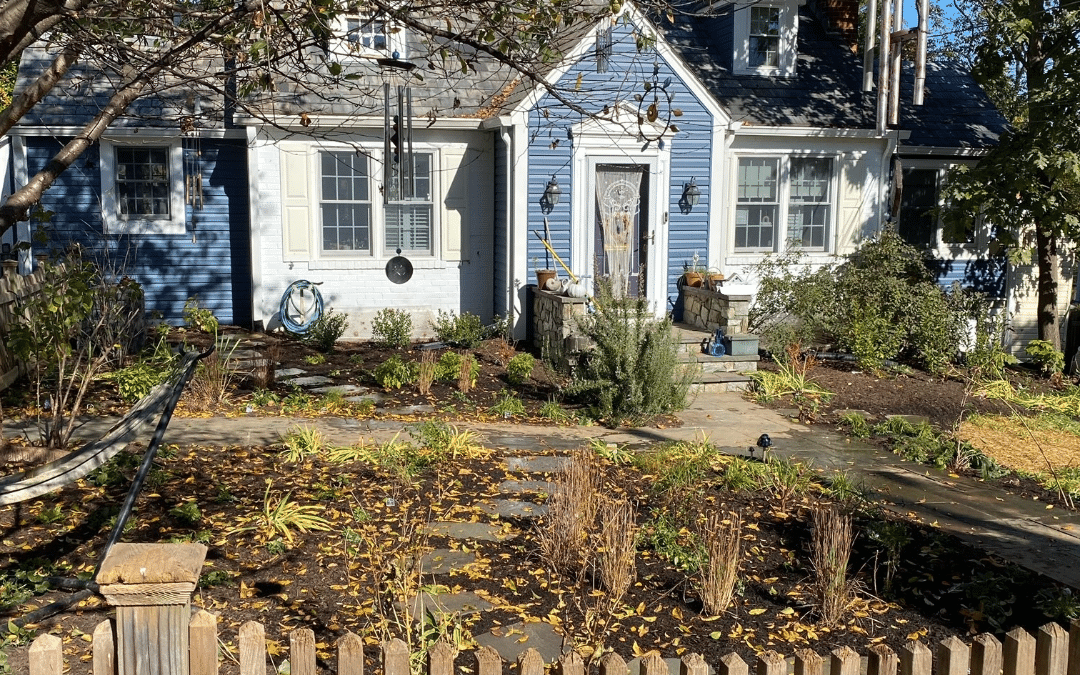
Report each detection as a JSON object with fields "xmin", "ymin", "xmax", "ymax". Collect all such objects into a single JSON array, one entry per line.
[
  {"xmin": 718, "ymin": 285, "xmax": 754, "ymax": 298},
  {"xmin": 96, "ymin": 543, "xmax": 208, "ymax": 586}
]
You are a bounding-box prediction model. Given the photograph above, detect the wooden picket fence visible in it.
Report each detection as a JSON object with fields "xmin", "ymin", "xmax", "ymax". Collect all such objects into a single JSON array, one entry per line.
[
  {"xmin": 0, "ymin": 259, "xmax": 54, "ymax": 392},
  {"xmin": 25, "ymin": 613, "xmax": 1080, "ymax": 675}
]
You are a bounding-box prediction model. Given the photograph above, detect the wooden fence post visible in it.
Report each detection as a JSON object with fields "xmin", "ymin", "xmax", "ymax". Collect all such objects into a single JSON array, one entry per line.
[
  {"xmin": 29, "ymin": 633, "xmax": 63, "ymax": 675},
  {"xmin": 559, "ymin": 651, "xmax": 586, "ymax": 675},
  {"xmin": 900, "ymin": 641, "xmax": 931, "ymax": 675},
  {"xmin": 189, "ymin": 610, "xmax": 218, "ymax": 675},
  {"xmin": 795, "ymin": 649, "xmax": 825, "ymax": 675},
  {"xmin": 938, "ymin": 636, "xmax": 970, "ymax": 675},
  {"xmin": 476, "ymin": 645, "xmax": 502, "ymax": 675},
  {"xmin": 93, "ymin": 619, "xmax": 116, "ymax": 675},
  {"xmin": 643, "ymin": 652, "xmax": 669, "ymax": 675},
  {"xmin": 868, "ymin": 645, "xmax": 898, "ymax": 675},
  {"xmin": 384, "ymin": 639, "xmax": 411, "ymax": 675},
  {"xmin": 95, "ymin": 543, "xmax": 207, "ymax": 675},
  {"xmin": 1037, "ymin": 623, "xmax": 1068, "ymax": 675},
  {"xmin": 831, "ymin": 647, "xmax": 860, "ymax": 675},
  {"xmin": 600, "ymin": 651, "xmax": 628, "ymax": 675},
  {"xmin": 1008, "ymin": 627, "xmax": 1039, "ymax": 675},
  {"xmin": 682, "ymin": 653, "xmax": 708, "ymax": 675},
  {"xmin": 973, "ymin": 633, "xmax": 1003, "ymax": 675},
  {"xmin": 718, "ymin": 653, "xmax": 749, "ymax": 675},
  {"xmin": 428, "ymin": 640, "xmax": 456, "ymax": 675},
  {"xmin": 290, "ymin": 628, "xmax": 316, "ymax": 675},
  {"xmin": 338, "ymin": 632, "xmax": 365, "ymax": 675},
  {"xmin": 758, "ymin": 651, "xmax": 787, "ymax": 675},
  {"xmin": 239, "ymin": 621, "xmax": 266, "ymax": 675},
  {"xmin": 518, "ymin": 648, "xmax": 545, "ymax": 675},
  {"xmin": 1068, "ymin": 621, "xmax": 1080, "ymax": 675}
]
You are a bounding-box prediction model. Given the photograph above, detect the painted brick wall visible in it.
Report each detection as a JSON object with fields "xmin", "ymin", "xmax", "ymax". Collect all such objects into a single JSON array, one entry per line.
[{"xmin": 250, "ymin": 131, "xmax": 497, "ymax": 339}]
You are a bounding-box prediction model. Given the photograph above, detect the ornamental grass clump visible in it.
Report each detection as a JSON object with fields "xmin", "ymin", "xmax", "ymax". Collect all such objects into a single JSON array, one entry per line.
[
  {"xmin": 811, "ymin": 505, "xmax": 854, "ymax": 626},
  {"xmin": 595, "ymin": 497, "xmax": 637, "ymax": 610},
  {"xmin": 697, "ymin": 509, "xmax": 743, "ymax": 616},
  {"xmin": 538, "ymin": 448, "xmax": 601, "ymax": 575}
]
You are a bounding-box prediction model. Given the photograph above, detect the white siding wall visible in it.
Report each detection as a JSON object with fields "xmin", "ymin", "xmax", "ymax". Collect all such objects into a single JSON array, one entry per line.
[{"xmin": 250, "ymin": 128, "xmax": 496, "ymax": 339}]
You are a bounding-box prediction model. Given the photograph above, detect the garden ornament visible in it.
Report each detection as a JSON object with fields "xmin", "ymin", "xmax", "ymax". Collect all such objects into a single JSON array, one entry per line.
[
  {"xmin": 701, "ymin": 328, "xmax": 726, "ymax": 357},
  {"xmin": 749, "ymin": 433, "xmax": 772, "ymax": 460}
]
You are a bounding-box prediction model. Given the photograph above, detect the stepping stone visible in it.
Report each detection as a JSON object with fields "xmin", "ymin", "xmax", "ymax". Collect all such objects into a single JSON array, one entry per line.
[
  {"xmin": 399, "ymin": 590, "xmax": 492, "ymax": 620},
  {"xmin": 419, "ymin": 549, "xmax": 476, "ymax": 575},
  {"xmin": 886, "ymin": 414, "xmax": 930, "ymax": 427},
  {"xmin": 426, "ymin": 522, "xmax": 510, "ymax": 542},
  {"xmin": 384, "ymin": 404, "xmax": 436, "ymax": 415},
  {"xmin": 477, "ymin": 499, "xmax": 547, "ymax": 519},
  {"xmin": 475, "ymin": 621, "xmax": 564, "ymax": 663},
  {"xmin": 276, "ymin": 368, "xmax": 306, "ymax": 379},
  {"xmin": 486, "ymin": 435, "xmax": 584, "ymax": 452},
  {"xmin": 499, "ymin": 480, "xmax": 556, "ymax": 495},
  {"xmin": 346, "ymin": 394, "xmax": 386, "ymax": 405},
  {"xmin": 283, "ymin": 375, "xmax": 332, "ymax": 387},
  {"xmin": 505, "ymin": 456, "xmax": 570, "ymax": 473},
  {"xmin": 310, "ymin": 384, "xmax": 367, "ymax": 395},
  {"xmin": 835, "ymin": 409, "xmax": 873, "ymax": 419}
]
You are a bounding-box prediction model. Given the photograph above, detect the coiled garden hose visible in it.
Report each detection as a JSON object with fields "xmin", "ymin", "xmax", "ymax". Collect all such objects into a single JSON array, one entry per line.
[{"xmin": 279, "ymin": 280, "xmax": 324, "ymax": 333}]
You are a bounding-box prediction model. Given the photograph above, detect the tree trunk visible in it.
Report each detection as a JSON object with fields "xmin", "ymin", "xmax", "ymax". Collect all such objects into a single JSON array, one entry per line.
[{"xmin": 1034, "ymin": 223, "xmax": 1061, "ymax": 351}]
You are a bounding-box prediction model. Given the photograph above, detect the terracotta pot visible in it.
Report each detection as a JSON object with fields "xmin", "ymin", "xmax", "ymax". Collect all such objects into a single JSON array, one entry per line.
[
  {"xmin": 683, "ymin": 272, "xmax": 704, "ymax": 288},
  {"xmin": 535, "ymin": 269, "xmax": 557, "ymax": 289},
  {"xmin": 708, "ymin": 273, "xmax": 725, "ymax": 291}
]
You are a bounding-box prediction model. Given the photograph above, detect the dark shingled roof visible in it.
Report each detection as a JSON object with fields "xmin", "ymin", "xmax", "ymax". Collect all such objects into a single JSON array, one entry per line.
[
  {"xmin": 15, "ymin": 1, "xmax": 1008, "ymax": 149},
  {"xmin": 653, "ymin": 1, "xmax": 1008, "ymax": 148}
]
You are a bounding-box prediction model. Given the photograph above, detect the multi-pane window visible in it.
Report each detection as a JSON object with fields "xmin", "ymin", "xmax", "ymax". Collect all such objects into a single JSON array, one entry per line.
[
  {"xmin": 736, "ymin": 156, "xmax": 835, "ymax": 252},
  {"xmin": 736, "ymin": 157, "xmax": 779, "ymax": 250},
  {"xmin": 788, "ymin": 158, "xmax": 832, "ymax": 249},
  {"xmin": 897, "ymin": 168, "xmax": 937, "ymax": 248},
  {"xmin": 116, "ymin": 147, "xmax": 170, "ymax": 218},
  {"xmin": 385, "ymin": 153, "xmax": 433, "ymax": 255},
  {"xmin": 749, "ymin": 6, "xmax": 780, "ymax": 68},
  {"xmin": 345, "ymin": 14, "xmax": 388, "ymax": 52},
  {"xmin": 318, "ymin": 150, "xmax": 434, "ymax": 256},
  {"xmin": 321, "ymin": 152, "xmax": 371, "ymax": 253}
]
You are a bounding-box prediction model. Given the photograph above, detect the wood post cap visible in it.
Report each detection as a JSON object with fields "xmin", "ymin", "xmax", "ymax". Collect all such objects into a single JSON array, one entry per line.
[{"xmin": 96, "ymin": 543, "xmax": 208, "ymax": 586}]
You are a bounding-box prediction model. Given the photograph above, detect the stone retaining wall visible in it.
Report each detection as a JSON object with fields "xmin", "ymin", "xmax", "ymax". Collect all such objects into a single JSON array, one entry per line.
[
  {"xmin": 681, "ymin": 286, "xmax": 751, "ymax": 334},
  {"xmin": 532, "ymin": 289, "xmax": 589, "ymax": 370}
]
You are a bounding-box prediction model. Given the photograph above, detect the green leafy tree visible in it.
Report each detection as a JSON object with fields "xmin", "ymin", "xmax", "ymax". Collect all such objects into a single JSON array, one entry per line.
[{"xmin": 940, "ymin": 0, "xmax": 1080, "ymax": 350}]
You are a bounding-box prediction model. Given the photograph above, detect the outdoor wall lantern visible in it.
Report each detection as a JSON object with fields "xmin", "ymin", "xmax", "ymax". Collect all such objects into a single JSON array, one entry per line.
[
  {"xmin": 683, "ymin": 177, "xmax": 701, "ymax": 208},
  {"xmin": 541, "ymin": 176, "xmax": 562, "ymax": 213}
]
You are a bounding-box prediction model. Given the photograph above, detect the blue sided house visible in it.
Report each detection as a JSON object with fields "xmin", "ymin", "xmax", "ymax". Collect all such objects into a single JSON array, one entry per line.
[{"xmin": 6, "ymin": 0, "xmax": 1058, "ymax": 354}]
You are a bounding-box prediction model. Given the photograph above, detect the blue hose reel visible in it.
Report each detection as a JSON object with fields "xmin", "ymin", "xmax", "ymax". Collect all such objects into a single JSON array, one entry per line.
[{"xmin": 279, "ymin": 280, "xmax": 324, "ymax": 334}]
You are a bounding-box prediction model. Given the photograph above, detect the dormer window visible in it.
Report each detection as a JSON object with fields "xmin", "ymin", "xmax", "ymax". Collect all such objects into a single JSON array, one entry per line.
[
  {"xmin": 331, "ymin": 10, "xmax": 405, "ymax": 59},
  {"xmin": 749, "ymin": 7, "xmax": 780, "ymax": 68},
  {"xmin": 733, "ymin": 1, "xmax": 798, "ymax": 77}
]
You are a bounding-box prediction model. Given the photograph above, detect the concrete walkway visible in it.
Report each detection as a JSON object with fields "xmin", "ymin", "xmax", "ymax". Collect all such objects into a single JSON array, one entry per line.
[{"xmin": 6, "ymin": 388, "xmax": 1080, "ymax": 590}]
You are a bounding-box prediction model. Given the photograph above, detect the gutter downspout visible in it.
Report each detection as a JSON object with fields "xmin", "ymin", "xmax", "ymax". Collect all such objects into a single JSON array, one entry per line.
[
  {"xmin": 500, "ymin": 126, "xmax": 514, "ymax": 334},
  {"xmin": 879, "ymin": 129, "xmax": 900, "ymax": 231}
]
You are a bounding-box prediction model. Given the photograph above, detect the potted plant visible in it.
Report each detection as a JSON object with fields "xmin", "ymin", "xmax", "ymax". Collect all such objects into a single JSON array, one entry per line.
[
  {"xmin": 682, "ymin": 252, "xmax": 706, "ymax": 288},
  {"xmin": 533, "ymin": 257, "xmax": 557, "ymax": 289},
  {"xmin": 707, "ymin": 268, "xmax": 725, "ymax": 291}
]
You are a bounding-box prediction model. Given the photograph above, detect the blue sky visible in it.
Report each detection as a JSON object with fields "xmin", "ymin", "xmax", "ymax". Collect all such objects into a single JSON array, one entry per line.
[{"xmin": 902, "ymin": 0, "xmax": 961, "ymax": 32}]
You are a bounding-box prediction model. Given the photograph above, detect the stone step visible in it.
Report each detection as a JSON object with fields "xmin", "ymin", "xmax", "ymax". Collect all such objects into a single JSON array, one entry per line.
[
  {"xmin": 691, "ymin": 371, "xmax": 753, "ymax": 393},
  {"xmin": 679, "ymin": 352, "xmax": 759, "ymax": 374}
]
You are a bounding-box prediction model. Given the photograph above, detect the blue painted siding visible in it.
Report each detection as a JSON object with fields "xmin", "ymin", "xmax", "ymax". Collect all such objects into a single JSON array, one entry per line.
[
  {"xmin": 930, "ymin": 256, "xmax": 1007, "ymax": 298},
  {"xmin": 527, "ymin": 15, "xmax": 714, "ymax": 314},
  {"xmin": 26, "ymin": 137, "xmax": 252, "ymax": 325}
]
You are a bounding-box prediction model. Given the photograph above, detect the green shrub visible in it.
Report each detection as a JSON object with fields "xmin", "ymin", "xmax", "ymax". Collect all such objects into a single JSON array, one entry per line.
[
  {"xmin": 568, "ymin": 281, "xmax": 695, "ymax": 425},
  {"xmin": 747, "ymin": 231, "xmax": 976, "ymax": 374},
  {"xmin": 1026, "ymin": 339, "xmax": 1064, "ymax": 374},
  {"xmin": 506, "ymin": 353, "xmax": 535, "ymax": 385},
  {"xmin": 183, "ymin": 296, "xmax": 219, "ymax": 333},
  {"xmin": 488, "ymin": 390, "xmax": 526, "ymax": 417},
  {"xmin": 302, "ymin": 309, "xmax": 349, "ymax": 352},
  {"xmin": 374, "ymin": 355, "xmax": 418, "ymax": 389},
  {"xmin": 431, "ymin": 310, "xmax": 484, "ymax": 348},
  {"xmin": 372, "ymin": 308, "xmax": 413, "ymax": 348},
  {"xmin": 111, "ymin": 358, "xmax": 173, "ymax": 403},
  {"xmin": 434, "ymin": 351, "xmax": 479, "ymax": 383}
]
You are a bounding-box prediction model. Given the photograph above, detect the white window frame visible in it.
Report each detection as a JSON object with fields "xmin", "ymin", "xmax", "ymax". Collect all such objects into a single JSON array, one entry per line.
[
  {"xmin": 733, "ymin": 153, "xmax": 838, "ymax": 253},
  {"xmin": 732, "ymin": 0, "xmax": 798, "ymax": 77},
  {"xmin": 101, "ymin": 138, "xmax": 185, "ymax": 235},
  {"xmin": 330, "ymin": 10, "xmax": 406, "ymax": 60},
  {"xmin": 897, "ymin": 159, "xmax": 984, "ymax": 255},
  {"xmin": 315, "ymin": 146, "xmax": 439, "ymax": 260}
]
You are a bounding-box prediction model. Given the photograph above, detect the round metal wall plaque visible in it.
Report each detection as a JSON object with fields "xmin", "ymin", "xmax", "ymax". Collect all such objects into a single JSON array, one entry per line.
[{"xmin": 386, "ymin": 256, "xmax": 413, "ymax": 284}]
